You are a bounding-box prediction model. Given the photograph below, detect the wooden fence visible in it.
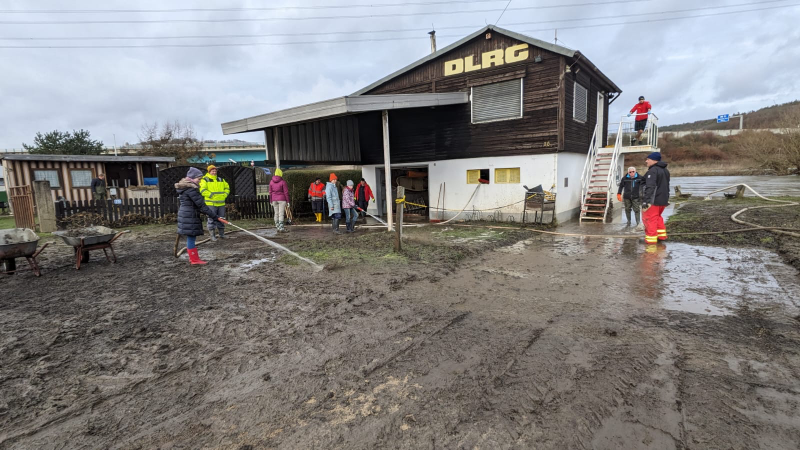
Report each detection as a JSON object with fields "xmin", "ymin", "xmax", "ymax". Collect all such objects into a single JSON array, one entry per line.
[
  {"xmin": 54, "ymin": 196, "xmax": 273, "ymax": 225},
  {"xmin": 9, "ymin": 185, "xmax": 35, "ymax": 229}
]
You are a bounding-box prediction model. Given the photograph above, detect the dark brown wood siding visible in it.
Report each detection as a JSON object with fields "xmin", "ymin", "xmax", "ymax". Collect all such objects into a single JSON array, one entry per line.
[
  {"xmin": 266, "ymin": 115, "xmax": 361, "ymax": 164},
  {"xmin": 563, "ymin": 70, "xmax": 610, "ymax": 154},
  {"xmin": 360, "ymin": 33, "xmax": 561, "ymax": 163}
]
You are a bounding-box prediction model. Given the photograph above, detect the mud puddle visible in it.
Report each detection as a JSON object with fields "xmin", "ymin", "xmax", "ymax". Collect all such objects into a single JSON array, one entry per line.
[{"xmin": 530, "ymin": 235, "xmax": 800, "ymax": 317}]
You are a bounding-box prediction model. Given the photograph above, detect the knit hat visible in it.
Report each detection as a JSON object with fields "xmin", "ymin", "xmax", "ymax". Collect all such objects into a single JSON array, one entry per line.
[
  {"xmin": 274, "ymin": 168, "xmax": 283, "ymax": 177},
  {"xmin": 329, "ymin": 173, "xmax": 337, "ymax": 181},
  {"xmin": 187, "ymin": 167, "xmax": 203, "ymax": 179},
  {"xmin": 347, "ymin": 180, "xmax": 354, "ymax": 187},
  {"xmin": 207, "ymin": 165, "xmax": 217, "ymax": 171},
  {"xmin": 646, "ymin": 152, "xmax": 661, "ymax": 161}
]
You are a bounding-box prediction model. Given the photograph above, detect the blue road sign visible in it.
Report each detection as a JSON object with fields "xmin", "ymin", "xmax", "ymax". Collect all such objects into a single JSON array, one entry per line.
[{"xmin": 717, "ymin": 114, "xmax": 729, "ymax": 123}]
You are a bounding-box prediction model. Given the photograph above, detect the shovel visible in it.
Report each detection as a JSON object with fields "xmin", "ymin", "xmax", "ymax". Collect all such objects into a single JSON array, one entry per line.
[{"xmin": 218, "ymin": 219, "xmax": 323, "ymax": 271}]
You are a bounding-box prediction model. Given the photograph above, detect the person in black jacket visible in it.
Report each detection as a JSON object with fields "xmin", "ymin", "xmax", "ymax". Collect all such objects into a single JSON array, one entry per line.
[
  {"xmin": 616, "ymin": 166, "xmax": 643, "ymax": 226},
  {"xmin": 642, "ymin": 152, "xmax": 670, "ymax": 245},
  {"xmin": 90, "ymin": 174, "xmax": 107, "ymax": 201},
  {"xmin": 176, "ymin": 167, "xmax": 224, "ymax": 265}
]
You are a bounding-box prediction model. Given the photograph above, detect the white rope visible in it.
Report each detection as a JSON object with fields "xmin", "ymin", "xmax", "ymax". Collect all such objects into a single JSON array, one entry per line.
[{"xmin": 435, "ymin": 184, "xmax": 481, "ymax": 225}]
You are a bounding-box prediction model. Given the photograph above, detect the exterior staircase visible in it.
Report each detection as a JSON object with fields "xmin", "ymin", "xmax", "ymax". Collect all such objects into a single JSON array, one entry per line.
[
  {"xmin": 581, "ymin": 145, "xmax": 616, "ymax": 221},
  {"xmin": 579, "ymin": 114, "xmax": 660, "ymax": 223}
]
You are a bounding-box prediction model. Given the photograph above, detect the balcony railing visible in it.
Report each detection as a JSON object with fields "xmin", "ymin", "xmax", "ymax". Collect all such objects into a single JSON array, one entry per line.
[{"xmin": 607, "ymin": 113, "xmax": 659, "ymax": 149}]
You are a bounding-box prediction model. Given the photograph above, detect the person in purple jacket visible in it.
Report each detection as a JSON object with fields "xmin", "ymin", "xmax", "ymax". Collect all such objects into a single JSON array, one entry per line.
[{"xmin": 269, "ymin": 169, "xmax": 291, "ymax": 232}]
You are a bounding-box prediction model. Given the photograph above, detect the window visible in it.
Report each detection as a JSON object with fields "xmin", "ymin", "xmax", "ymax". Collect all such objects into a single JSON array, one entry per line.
[
  {"xmin": 70, "ymin": 169, "xmax": 93, "ymax": 188},
  {"xmin": 33, "ymin": 169, "xmax": 61, "ymax": 188},
  {"xmin": 494, "ymin": 168, "xmax": 521, "ymax": 184},
  {"xmin": 467, "ymin": 169, "xmax": 490, "ymax": 184},
  {"xmin": 573, "ymin": 82, "xmax": 588, "ymax": 123},
  {"xmin": 471, "ymin": 79, "xmax": 523, "ymax": 124}
]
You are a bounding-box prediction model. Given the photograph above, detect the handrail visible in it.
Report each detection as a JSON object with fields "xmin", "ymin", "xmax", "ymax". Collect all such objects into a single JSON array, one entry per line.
[
  {"xmin": 579, "ymin": 124, "xmax": 600, "ymax": 222},
  {"xmin": 602, "ymin": 121, "xmax": 624, "ymax": 220}
]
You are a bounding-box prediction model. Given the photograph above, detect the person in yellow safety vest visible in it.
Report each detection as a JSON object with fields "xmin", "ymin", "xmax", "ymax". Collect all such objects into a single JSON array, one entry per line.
[{"xmin": 199, "ymin": 165, "xmax": 230, "ymax": 241}]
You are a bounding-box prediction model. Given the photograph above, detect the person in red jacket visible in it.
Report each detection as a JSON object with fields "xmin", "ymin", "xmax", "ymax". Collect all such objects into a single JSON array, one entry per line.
[
  {"xmin": 354, "ymin": 178, "xmax": 375, "ymax": 218},
  {"xmin": 308, "ymin": 177, "xmax": 326, "ymax": 222},
  {"xmin": 628, "ymin": 96, "xmax": 652, "ymax": 145}
]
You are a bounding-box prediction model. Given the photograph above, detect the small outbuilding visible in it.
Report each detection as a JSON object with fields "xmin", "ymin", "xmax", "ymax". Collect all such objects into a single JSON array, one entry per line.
[
  {"xmin": 0, "ymin": 154, "xmax": 175, "ymax": 203},
  {"xmin": 222, "ymin": 25, "xmax": 641, "ymax": 223}
]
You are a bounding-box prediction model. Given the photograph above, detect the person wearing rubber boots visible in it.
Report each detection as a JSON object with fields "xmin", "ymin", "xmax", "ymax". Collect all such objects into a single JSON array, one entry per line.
[
  {"xmin": 642, "ymin": 152, "xmax": 670, "ymax": 245},
  {"xmin": 628, "ymin": 96, "xmax": 652, "ymax": 145},
  {"xmin": 269, "ymin": 169, "xmax": 290, "ymax": 232},
  {"xmin": 199, "ymin": 165, "xmax": 230, "ymax": 241},
  {"xmin": 325, "ymin": 173, "xmax": 342, "ymax": 234},
  {"xmin": 308, "ymin": 177, "xmax": 326, "ymax": 223},
  {"xmin": 176, "ymin": 167, "xmax": 224, "ymax": 265},
  {"xmin": 354, "ymin": 178, "xmax": 375, "ymax": 219},
  {"xmin": 617, "ymin": 166, "xmax": 643, "ymax": 226}
]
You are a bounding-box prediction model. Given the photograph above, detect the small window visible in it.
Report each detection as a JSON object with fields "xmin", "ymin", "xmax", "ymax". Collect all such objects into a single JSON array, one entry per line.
[
  {"xmin": 573, "ymin": 82, "xmax": 588, "ymax": 123},
  {"xmin": 467, "ymin": 169, "xmax": 490, "ymax": 184},
  {"xmin": 494, "ymin": 168, "xmax": 520, "ymax": 184},
  {"xmin": 471, "ymin": 79, "xmax": 523, "ymax": 124},
  {"xmin": 70, "ymin": 169, "xmax": 93, "ymax": 188},
  {"xmin": 33, "ymin": 169, "xmax": 61, "ymax": 188}
]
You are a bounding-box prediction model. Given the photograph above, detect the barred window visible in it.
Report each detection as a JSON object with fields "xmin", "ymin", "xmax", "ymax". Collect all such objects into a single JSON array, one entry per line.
[{"xmin": 573, "ymin": 82, "xmax": 588, "ymax": 123}]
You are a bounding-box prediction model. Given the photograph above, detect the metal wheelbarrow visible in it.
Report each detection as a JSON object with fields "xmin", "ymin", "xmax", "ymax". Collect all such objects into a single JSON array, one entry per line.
[
  {"xmin": 0, "ymin": 228, "xmax": 49, "ymax": 276},
  {"xmin": 54, "ymin": 226, "xmax": 130, "ymax": 270}
]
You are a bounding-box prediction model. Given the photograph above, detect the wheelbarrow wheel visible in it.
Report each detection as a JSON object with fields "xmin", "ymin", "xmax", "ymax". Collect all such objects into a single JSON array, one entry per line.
[{"xmin": 2, "ymin": 258, "xmax": 16, "ymax": 275}]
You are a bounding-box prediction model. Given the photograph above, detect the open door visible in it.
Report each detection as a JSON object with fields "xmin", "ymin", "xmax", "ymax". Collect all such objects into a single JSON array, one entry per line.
[
  {"xmin": 597, "ymin": 92, "xmax": 605, "ymax": 140},
  {"xmin": 375, "ymin": 168, "xmax": 386, "ymax": 216}
]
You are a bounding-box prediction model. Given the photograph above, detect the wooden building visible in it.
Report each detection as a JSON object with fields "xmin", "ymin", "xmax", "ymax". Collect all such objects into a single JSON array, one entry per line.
[
  {"xmin": 0, "ymin": 155, "xmax": 174, "ymax": 203},
  {"xmin": 222, "ymin": 26, "xmax": 643, "ymax": 223}
]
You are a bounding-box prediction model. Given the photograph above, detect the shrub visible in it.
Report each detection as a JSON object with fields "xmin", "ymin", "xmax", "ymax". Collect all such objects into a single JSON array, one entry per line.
[{"xmin": 276, "ymin": 169, "xmax": 363, "ymax": 217}]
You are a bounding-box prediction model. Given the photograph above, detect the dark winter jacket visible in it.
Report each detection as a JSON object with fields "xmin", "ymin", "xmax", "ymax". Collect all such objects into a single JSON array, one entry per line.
[
  {"xmin": 176, "ymin": 178, "xmax": 219, "ymax": 236},
  {"xmin": 643, "ymin": 162, "xmax": 670, "ymax": 206},
  {"xmin": 617, "ymin": 173, "xmax": 643, "ymax": 200},
  {"xmin": 90, "ymin": 177, "xmax": 106, "ymax": 194},
  {"xmin": 269, "ymin": 176, "xmax": 290, "ymax": 202}
]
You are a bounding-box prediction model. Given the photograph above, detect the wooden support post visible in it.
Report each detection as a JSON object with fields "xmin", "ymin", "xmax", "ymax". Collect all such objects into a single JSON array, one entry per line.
[
  {"xmin": 395, "ymin": 186, "xmax": 404, "ymax": 252},
  {"xmin": 382, "ymin": 110, "xmax": 393, "ymax": 231},
  {"xmin": 32, "ymin": 180, "xmax": 57, "ymax": 232},
  {"xmin": 264, "ymin": 129, "xmax": 270, "ymax": 162},
  {"xmin": 274, "ymin": 126, "xmax": 281, "ymax": 169}
]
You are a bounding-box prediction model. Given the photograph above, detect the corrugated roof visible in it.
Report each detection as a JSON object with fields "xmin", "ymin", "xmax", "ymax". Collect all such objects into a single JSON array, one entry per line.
[
  {"xmin": 352, "ymin": 25, "xmax": 621, "ymax": 95},
  {"xmin": 222, "ymin": 92, "xmax": 468, "ymax": 135},
  {"xmin": 0, "ymin": 154, "xmax": 175, "ymax": 163}
]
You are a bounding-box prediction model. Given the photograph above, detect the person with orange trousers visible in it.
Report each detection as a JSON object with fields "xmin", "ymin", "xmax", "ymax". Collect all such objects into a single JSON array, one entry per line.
[{"xmin": 642, "ymin": 152, "xmax": 670, "ymax": 245}]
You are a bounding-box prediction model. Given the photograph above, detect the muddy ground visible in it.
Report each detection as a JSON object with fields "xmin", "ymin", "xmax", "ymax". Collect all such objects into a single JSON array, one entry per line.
[
  {"xmin": 668, "ymin": 197, "xmax": 800, "ymax": 270},
  {"xmin": 2, "ymin": 221, "xmax": 800, "ymax": 449}
]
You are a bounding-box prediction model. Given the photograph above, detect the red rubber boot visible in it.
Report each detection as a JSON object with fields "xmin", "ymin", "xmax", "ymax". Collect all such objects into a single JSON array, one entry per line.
[{"xmin": 187, "ymin": 248, "xmax": 208, "ymax": 265}]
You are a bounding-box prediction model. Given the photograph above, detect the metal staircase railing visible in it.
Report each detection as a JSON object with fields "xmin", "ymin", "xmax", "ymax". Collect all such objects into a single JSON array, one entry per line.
[
  {"xmin": 579, "ymin": 124, "xmax": 600, "ymax": 223},
  {"xmin": 602, "ymin": 120, "xmax": 625, "ymax": 221}
]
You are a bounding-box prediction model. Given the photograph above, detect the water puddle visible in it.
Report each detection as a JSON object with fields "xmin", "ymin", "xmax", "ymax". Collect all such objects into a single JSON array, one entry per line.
[{"xmin": 240, "ymin": 256, "xmax": 277, "ymax": 271}]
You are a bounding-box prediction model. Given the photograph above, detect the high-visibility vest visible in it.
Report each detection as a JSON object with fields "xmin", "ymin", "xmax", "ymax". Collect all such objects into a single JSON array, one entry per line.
[
  {"xmin": 308, "ymin": 182, "xmax": 325, "ymax": 199},
  {"xmin": 199, "ymin": 174, "xmax": 230, "ymax": 206}
]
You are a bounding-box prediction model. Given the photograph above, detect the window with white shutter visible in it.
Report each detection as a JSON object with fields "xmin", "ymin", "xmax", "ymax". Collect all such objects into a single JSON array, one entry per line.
[
  {"xmin": 573, "ymin": 82, "xmax": 588, "ymax": 123},
  {"xmin": 471, "ymin": 79, "xmax": 523, "ymax": 124}
]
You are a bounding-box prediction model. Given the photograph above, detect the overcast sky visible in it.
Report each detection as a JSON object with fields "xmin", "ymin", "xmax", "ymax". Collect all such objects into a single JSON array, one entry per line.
[{"xmin": 1, "ymin": 0, "xmax": 798, "ymax": 148}]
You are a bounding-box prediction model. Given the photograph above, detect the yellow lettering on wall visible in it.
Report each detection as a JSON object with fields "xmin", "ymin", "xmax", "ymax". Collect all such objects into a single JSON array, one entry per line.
[
  {"xmin": 505, "ymin": 43, "xmax": 529, "ymax": 63},
  {"xmin": 444, "ymin": 58, "xmax": 464, "ymax": 76},
  {"xmin": 464, "ymin": 55, "xmax": 481, "ymax": 72},
  {"xmin": 481, "ymin": 49, "xmax": 505, "ymax": 69}
]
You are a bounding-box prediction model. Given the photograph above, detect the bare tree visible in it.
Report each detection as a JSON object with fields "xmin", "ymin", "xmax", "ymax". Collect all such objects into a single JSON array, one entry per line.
[
  {"xmin": 137, "ymin": 121, "xmax": 204, "ymax": 164},
  {"xmin": 778, "ymin": 108, "xmax": 800, "ymax": 174}
]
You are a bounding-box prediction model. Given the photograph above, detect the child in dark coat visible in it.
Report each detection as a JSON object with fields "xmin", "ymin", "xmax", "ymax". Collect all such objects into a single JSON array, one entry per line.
[{"xmin": 176, "ymin": 167, "xmax": 223, "ymax": 265}]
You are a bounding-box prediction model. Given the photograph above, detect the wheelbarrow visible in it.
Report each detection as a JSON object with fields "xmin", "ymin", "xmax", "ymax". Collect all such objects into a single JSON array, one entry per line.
[
  {"xmin": 54, "ymin": 226, "xmax": 130, "ymax": 270},
  {"xmin": 0, "ymin": 228, "xmax": 49, "ymax": 276}
]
